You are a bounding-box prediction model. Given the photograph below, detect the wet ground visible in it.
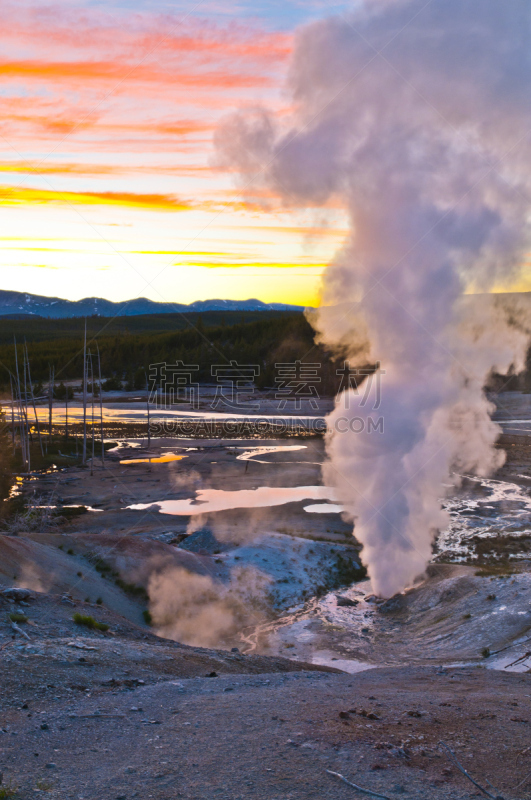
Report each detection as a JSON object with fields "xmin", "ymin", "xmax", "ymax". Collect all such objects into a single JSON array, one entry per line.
[{"xmin": 4, "ymin": 392, "xmax": 531, "ymax": 676}]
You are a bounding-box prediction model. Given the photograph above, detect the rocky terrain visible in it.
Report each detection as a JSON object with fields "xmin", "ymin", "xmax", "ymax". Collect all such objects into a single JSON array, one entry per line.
[
  {"xmin": 1, "ymin": 604, "xmax": 530, "ymax": 800},
  {"xmin": 1, "ymin": 562, "xmax": 530, "ymax": 799},
  {"xmin": 2, "ymin": 399, "xmax": 531, "ymax": 797}
]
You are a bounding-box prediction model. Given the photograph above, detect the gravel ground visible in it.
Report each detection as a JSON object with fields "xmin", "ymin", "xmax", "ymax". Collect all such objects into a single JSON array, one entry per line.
[{"xmin": 1, "ymin": 658, "xmax": 530, "ymax": 799}]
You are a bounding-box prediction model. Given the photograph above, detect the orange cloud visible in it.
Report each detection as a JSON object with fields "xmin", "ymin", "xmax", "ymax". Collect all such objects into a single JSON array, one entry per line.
[
  {"xmin": 0, "ymin": 9, "xmax": 292, "ymax": 163},
  {"xmin": 0, "ymin": 59, "xmax": 276, "ymax": 91},
  {"xmin": 0, "ymin": 7, "xmax": 312, "ymax": 311},
  {"xmin": 0, "ymin": 161, "xmax": 117, "ymax": 175},
  {"xmin": 2, "ymin": 10, "xmax": 291, "ymax": 65},
  {"xmin": 0, "ymin": 160, "xmax": 218, "ymax": 177},
  {"xmin": 0, "ymin": 185, "xmax": 189, "ymax": 211},
  {"xmin": 144, "ymin": 28, "xmax": 291, "ymax": 63}
]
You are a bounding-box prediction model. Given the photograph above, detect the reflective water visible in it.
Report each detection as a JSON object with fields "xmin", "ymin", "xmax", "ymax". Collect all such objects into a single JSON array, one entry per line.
[
  {"xmin": 120, "ymin": 454, "xmax": 187, "ymax": 465},
  {"xmin": 22, "ymin": 404, "xmax": 324, "ymax": 424},
  {"xmin": 127, "ymin": 485, "xmax": 337, "ymax": 516},
  {"xmin": 234, "ymin": 445, "xmax": 308, "ymax": 463},
  {"xmin": 303, "ymin": 503, "xmax": 345, "ymax": 514}
]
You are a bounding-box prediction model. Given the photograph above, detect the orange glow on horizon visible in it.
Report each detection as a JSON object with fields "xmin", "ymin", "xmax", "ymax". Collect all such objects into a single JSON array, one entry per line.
[{"xmin": 0, "ymin": 5, "xmax": 329, "ymax": 307}]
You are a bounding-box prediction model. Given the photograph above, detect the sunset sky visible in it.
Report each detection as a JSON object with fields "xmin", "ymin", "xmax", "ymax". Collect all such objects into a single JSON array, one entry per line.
[{"xmin": 0, "ymin": 0, "xmax": 354, "ymax": 308}]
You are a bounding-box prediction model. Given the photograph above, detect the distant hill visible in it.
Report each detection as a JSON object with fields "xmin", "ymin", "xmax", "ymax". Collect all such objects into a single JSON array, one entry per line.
[
  {"xmin": 0, "ymin": 312, "xmax": 41, "ymax": 320},
  {"xmin": 0, "ymin": 290, "xmax": 305, "ymax": 319}
]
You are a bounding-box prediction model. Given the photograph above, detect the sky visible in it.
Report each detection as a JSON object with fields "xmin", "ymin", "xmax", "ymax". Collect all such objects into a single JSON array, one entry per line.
[{"xmin": 0, "ymin": 0, "xmax": 354, "ymax": 307}]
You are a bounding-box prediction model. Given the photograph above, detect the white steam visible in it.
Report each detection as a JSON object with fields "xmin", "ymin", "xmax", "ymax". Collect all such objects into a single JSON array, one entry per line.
[
  {"xmin": 215, "ymin": 0, "xmax": 531, "ymax": 597},
  {"xmin": 147, "ymin": 566, "xmax": 270, "ymax": 648}
]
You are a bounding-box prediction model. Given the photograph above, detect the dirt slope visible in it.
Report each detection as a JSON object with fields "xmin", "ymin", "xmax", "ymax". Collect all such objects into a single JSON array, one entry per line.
[{"xmin": 0, "ymin": 661, "xmax": 529, "ymax": 799}]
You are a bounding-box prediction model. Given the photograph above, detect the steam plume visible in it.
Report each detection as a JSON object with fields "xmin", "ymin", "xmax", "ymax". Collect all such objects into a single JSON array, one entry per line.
[
  {"xmin": 148, "ymin": 566, "xmax": 269, "ymax": 647},
  {"xmin": 216, "ymin": 0, "xmax": 531, "ymax": 597}
]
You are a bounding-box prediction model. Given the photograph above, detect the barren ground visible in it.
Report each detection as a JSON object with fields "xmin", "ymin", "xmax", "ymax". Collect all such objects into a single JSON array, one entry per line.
[
  {"xmin": 1, "ymin": 642, "xmax": 530, "ymax": 799},
  {"xmin": 2, "ymin": 393, "xmax": 531, "ymax": 797}
]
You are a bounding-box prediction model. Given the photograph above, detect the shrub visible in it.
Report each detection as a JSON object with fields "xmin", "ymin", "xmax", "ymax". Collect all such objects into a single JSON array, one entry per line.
[
  {"xmin": 73, "ymin": 613, "xmax": 109, "ymax": 632},
  {"xmin": 54, "ymin": 382, "xmax": 74, "ymax": 401},
  {"xmin": 35, "ymin": 781, "xmax": 53, "ymax": 792},
  {"xmin": 0, "ymin": 785, "xmax": 19, "ymax": 798},
  {"xmin": 142, "ymin": 609, "xmax": 152, "ymax": 626},
  {"xmin": 9, "ymin": 612, "xmax": 28, "ymax": 624},
  {"xmin": 115, "ymin": 578, "xmax": 149, "ymax": 602},
  {"xmin": 102, "ymin": 377, "xmax": 123, "ymax": 391},
  {"xmin": 93, "ymin": 558, "xmax": 117, "ymax": 577}
]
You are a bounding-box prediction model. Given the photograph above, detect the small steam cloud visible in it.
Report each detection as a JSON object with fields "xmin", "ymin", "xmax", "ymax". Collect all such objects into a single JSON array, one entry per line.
[
  {"xmin": 215, "ymin": 0, "xmax": 531, "ymax": 597},
  {"xmin": 147, "ymin": 565, "xmax": 270, "ymax": 648},
  {"xmin": 18, "ymin": 561, "xmax": 51, "ymax": 594}
]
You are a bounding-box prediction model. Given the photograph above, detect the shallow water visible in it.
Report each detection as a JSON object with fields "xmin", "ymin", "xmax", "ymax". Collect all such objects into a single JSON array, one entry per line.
[
  {"xmin": 304, "ymin": 503, "xmax": 345, "ymax": 514},
  {"xmin": 120, "ymin": 453, "xmax": 187, "ymax": 465},
  {"xmin": 117, "ymin": 440, "xmax": 531, "ymax": 558},
  {"xmin": 234, "ymin": 445, "xmax": 308, "ymax": 462},
  {"xmin": 24, "ymin": 404, "xmax": 324, "ymax": 424},
  {"xmin": 309, "ymin": 651, "xmax": 377, "ymax": 673},
  {"xmin": 37, "ymin": 503, "xmax": 104, "ymax": 514},
  {"xmin": 485, "ymin": 647, "xmax": 531, "ymax": 672},
  {"xmin": 127, "ymin": 485, "xmax": 336, "ymax": 516}
]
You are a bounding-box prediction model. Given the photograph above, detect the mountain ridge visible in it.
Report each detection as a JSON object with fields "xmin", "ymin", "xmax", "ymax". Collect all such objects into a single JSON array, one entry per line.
[{"xmin": 0, "ymin": 290, "xmax": 305, "ymax": 318}]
